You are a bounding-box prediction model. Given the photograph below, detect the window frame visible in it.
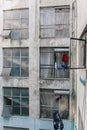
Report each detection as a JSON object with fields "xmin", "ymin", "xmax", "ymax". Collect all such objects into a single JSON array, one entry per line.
[
  {"xmin": 3, "ymin": 87, "xmax": 29, "ymax": 116},
  {"xmin": 40, "ymin": 89, "xmax": 70, "ymax": 119},
  {"xmin": 3, "ymin": 8, "xmax": 29, "ymax": 40},
  {"xmin": 40, "ymin": 6, "xmax": 70, "ymax": 38},
  {"xmin": 3, "ymin": 48, "xmax": 29, "ymax": 77},
  {"xmin": 40, "ymin": 47, "xmax": 70, "ymax": 79}
]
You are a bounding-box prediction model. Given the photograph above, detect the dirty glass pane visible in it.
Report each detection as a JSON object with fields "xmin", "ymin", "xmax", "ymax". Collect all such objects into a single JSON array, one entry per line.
[
  {"xmin": 21, "ymin": 48, "xmax": 28, "ymax": 56},
  {"xmin": 12, "ymin": 57, "xmax": 20, "ymax": 67},
  {"xmin": 21, "ymin": 88, "xmax": 29, "ymax": 97},
  {"xmin": 40, "ymin": 92, "xmax": 54, "ymax": 106},
  {"xmin": 13, "ymin": 97, "xmax": 20, "ymax": 106},
  {"xmin": 4, "ymin": 57, "xmax": 12, "ymax": 67},
  {"xmin": 4, "ymin": 20, "xmax": 12, "ymax": 29},
  {"xmin": 3, "ymin": 106, "xmax": 12, "ymax": 116},
  {"xmin": 4, "ymin": 87, "xmax": 11, "ymax": 96},
  {"xmin": 13, "ymin": 88, "xmax": 20, "ymax": 96},
  {"xmin": 12, "ymin": 107, "xmax": 20, "ymax": 115},
  {"xmin": 12, "ymin": 49, "xmax": 20, "ymax": 56},
  {"xmin": 21, "ymin": 19, "xmax": 28, "ymax": 28},
  {"xmin": 60, "ymin": 95, "xmax": 69, "ymax": 119},
  {"xmin": 21, "ymin": 107, "xmax": 29, "ymax": 116},
  {"xmin": 21, "ymin": 67, "xmax": 29, "ymax": 77},
  {"xmin": 4, "ymin": 11, "xmax": 13, "ymax": 19},
  {"xmin": 40, "ymin": 52, "xmax": 54, "ymax": 65},
  {"xmin": 21, "ymin": 58, "xmax": 28, "ymax": 67},
  {"xmin": 21, "ymin": 9, "xmax": 29, "ymax": 18},
  {"xmin": 56, "ymin": 69, "xmax": 69, "ymax": 78},
  {"xmin": 11, "ymin": 20, "xmax": 20, "ymax": 29},
  {"xmin": 40, "ymin": 68, "xmax": 54, "ymax": 78},
  {"xmin": 40, "ymin": 107, "xmax": 53, "ymax": 118},
  {"xmin": 11, "ymin": 67, "xmax": 20, "ymax": 76},
  {"xmin": 4, "ymin": 49, "xmax": 11, "ymax": 56},
  {"xmin": 21, "ymin": 98, "xmax": 29, "ymax": 106},
  {"xmin": 12, "ymin": 10, "xmax": 20, "ymax": 19},
  {"xmin": 41, "ymin": 28, "xmax": 55, "ymax": 38},
  {"xmin": 40, "ymin": 8, "xmax": 55, "ymax": 25},
  {"xmin": 21, "ymin": 29, "xmax": 29, "ymax": 39}
]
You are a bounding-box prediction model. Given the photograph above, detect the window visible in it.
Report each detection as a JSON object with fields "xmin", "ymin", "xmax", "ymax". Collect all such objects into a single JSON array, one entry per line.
[
  {"xmin": 3, "ymin": 8, "xmax": 29, "ymax": 39},
  {"xmin": 3, "ymin": 48, "xmax": 29, "ymax": 77},
  {"xmin": 40, "ymin": 7, "xmax": 70, "ymax": 38},
  {"xmin": 3, "ymin": 87, "xmax": 29, "ymax": 116},
  {"xmin": 40, "ymin": 47, "xmax": 69, "ymax": 79},
  {"xmin": 40, "ymin": 89, "xmax": 69, "ymax": 119},
  {"xmin": 70, "ymin": 38, "xmax": 86, "ymax": 69}
]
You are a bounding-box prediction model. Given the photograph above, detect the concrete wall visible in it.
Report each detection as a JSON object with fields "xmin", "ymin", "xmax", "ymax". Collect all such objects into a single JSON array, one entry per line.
[
  {"xmin": 77, "ymin": 0, "xmax": 87, "ymax": 37},
  {"xmin": 0, "ymin": 117, "xmax": 73, "ymax": 130}
]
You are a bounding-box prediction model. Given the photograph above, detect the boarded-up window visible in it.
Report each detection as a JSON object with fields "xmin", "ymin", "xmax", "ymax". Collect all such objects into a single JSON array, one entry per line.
[
  {"xmin": 40, "ymin": 89, "xmax": 69, "ymax": 119},
  {"xmin": 40, "ymin": 7, "xmax": 70, "ymax": 38},
  {"xmin": 3, "ymin": 9, "xmax": 29, "ymax": 40}
]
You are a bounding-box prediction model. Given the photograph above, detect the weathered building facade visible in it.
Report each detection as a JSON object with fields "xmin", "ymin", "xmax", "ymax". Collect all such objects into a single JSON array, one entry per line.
[{"xmin": 0, "ymin": 0, "xmax": 75, "ymax": 130}]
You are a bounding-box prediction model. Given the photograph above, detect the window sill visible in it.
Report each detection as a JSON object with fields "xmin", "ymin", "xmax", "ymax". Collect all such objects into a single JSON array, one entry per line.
[{"xmin": 40, "ymin": 78, "xmax": 70, "ymax": 81}]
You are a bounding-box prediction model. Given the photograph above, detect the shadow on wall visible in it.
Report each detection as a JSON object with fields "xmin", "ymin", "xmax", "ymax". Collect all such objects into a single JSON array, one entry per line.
[{"xmin": 78, "ymin": 108, "xmax": 84, "ymax": 130}]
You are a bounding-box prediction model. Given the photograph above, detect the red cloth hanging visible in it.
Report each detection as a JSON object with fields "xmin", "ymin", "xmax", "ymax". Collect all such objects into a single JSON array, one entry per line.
[{"xmin": 62, "ymin": 53, "xmax": 68, "ymax": 62}]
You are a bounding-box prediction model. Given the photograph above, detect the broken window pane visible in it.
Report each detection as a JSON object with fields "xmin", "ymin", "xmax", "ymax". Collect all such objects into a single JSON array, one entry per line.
[
  {"xmin": 4, "ymin": 96, "xmax": 11, "ymax": 105},
  {"xmin": 3, "ymin": 87, "xmax": 29, "ymax": 116},
  {"xmin": 13, "ymin": 97, "xmax": 20, "ymax": 106}
]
